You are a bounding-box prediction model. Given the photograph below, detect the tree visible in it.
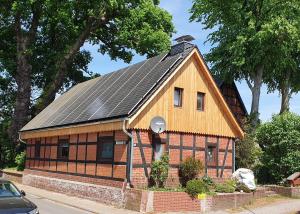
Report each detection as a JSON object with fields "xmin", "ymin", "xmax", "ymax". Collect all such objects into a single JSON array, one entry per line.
[
  {"xmin": 256, "ymin": 112, "xmax": 300, "ymax": 183},
  {"xmin": 190, "ymin": 0, "xmax": 300, "ymax": 126},
  {"xmin": 0, "ymin": 0, "xmax": 174, "ymax": 144}
]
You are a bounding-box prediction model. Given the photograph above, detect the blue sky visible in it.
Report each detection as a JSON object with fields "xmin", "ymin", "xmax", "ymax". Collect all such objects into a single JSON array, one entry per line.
[{"xmin": 83, "ymin": 0, "xmax": 300, "ymax": 122}]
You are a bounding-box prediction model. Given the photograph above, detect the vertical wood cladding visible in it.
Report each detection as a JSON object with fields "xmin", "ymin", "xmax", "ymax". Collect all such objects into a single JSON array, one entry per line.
[
  {"xmin": 131, "ymin": 130, "xmax": 234, "ymax": 188},
  {"xmin": 25, "ymin": 130, "xmax": 129, "ymax": 181}
]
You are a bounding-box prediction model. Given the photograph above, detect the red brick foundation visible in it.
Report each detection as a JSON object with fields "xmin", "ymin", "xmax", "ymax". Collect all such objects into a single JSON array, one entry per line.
[{"xmin": 23, "ymin": 170, "xmax": 126, "ymax": 207}]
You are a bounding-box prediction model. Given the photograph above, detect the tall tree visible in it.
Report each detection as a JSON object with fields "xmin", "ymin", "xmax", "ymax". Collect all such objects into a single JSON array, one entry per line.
[
  {"xmin": 0, "ymin": 0, "xmax": 174, "ymax": 144},
  {"xmin": 190, "ymin": 0, "xmax": 300, "ymax": 126}
]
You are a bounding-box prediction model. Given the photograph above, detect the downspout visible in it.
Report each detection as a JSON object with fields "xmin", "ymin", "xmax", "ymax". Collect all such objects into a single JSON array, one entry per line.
[
  {"xmin": 232, "ymin": 138, "xmax": 238, "ymax": 173},
  {"xmin": 122, "ymin": 118, "xmax": 133, "ymax": 187},
  {"xmin": 18, "ymin": 132, "xmax": 27, "ymax": 144}
]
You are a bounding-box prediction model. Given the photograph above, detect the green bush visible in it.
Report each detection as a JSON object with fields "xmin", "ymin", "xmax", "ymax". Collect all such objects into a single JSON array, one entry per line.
[
  {"xmin": 179, "ymin": 157, "xmax": 204, "ymax": 186},
  {"xmin": 150, "ymin": 154, "xmax": 169, "ymax": 188},
  {"xmin": 15, "ymin": 152, "xmax": 26, "ymax": 171},
  {"xmin": 186, "ymin": 179, "xmax": 209, "ymax": 197},
  {"xmin": 202, "ymin": 176, "xmax": 215, "ymax": 188},
  {"xmin": 256, "ymin": 112, "xmax": 300, "ymax": 183},
  {"xmin": 215, "ymin": 180, "xmax": 236, "ymax": 193},
  {"xmin": 235, "ymin": 120, "xmax": 262, "ymax": 170}
]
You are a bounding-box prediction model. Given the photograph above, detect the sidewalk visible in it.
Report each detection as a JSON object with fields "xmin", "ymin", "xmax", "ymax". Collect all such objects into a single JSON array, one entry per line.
[{"xmin": 16, "ymin": 184, "xmax": 139, "ymax": 214}]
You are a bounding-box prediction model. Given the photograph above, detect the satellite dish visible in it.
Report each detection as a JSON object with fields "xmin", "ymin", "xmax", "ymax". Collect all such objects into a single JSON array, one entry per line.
[{"xmin": 150, "ymin": 116, "xmax": 166, "ymax": 134}]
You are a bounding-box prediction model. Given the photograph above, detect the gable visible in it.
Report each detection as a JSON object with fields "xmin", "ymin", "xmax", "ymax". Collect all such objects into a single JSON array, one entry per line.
[{"xmin": 129, "ymin": 50, "xmax": 244, "ymax": 138}]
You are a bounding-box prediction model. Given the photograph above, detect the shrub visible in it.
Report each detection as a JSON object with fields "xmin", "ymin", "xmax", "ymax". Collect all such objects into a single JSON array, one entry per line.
[
  {"xmin": 179, "ymin": 157, "xmax": 204, "ymax": 186},
  {"xmin": 186, "ymin": 179, "xmax": 209, "ymax": 197},
  {"xmin": 15, "ymin": 152, "xmax": 26, "ymax": 171},
  {"xmin": 202, "ymin": 176, "xmax": 215, "ymax": 188},
  {"xmin": 235, "ymin": 120, "xmax": 262, "ymax": 170},
  {"xmin": 215, "ymin": 180, "xmax": 236, "ymax": 193},
  {"xmin": 256, "ymin": 112, "xmax": 300, "ymax": 183},
  {"xmin": 150, "ymin": 154, "xmax": 169, "ymax": 188}
]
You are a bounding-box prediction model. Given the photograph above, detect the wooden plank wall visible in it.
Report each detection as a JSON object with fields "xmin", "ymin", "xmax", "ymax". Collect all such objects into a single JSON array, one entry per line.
[{"xmin": 129, "ymin": 55, "xmax": 239, "ymax": 138}]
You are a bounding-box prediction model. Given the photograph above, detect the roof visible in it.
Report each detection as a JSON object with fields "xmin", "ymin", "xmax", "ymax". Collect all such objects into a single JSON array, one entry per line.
[
  {"xmin": 21, "ymin": 43, "xmax": 195, "ymax": 132},
  {"xmin": 287, "ymin": 172, "xmax": 300, "ymax": 181}
]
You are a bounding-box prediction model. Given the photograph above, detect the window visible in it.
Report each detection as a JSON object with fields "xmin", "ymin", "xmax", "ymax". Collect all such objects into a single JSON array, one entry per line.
[
  {"xmin": 207, "ymin": 146, "xmax": 216, "ymax": 164},
  {"xmin": 174, "ymin": 87, "xmax": 183, "ymax": 107},
  {"xmin": 35, "ymin": 141, "xmax": 41, "ymax": 158},
  {"xmin": 197, "ymin": 92, "xmax": 205, "ymax": 111},
  {"xmin": 57, "ymin": 140, "xmax": 69, "ymax": 159},
  {"xmin": 97, "ymin": 136, "xmax": 114, "ymax": 162}
]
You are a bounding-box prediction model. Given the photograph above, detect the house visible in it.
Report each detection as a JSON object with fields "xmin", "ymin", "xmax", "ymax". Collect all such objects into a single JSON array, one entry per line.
[{"xmin": 20, "ymin": 38, "xmax": 245, "ymax": 192}]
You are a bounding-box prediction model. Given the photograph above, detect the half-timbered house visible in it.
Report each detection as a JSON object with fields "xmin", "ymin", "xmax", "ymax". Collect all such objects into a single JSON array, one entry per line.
[{"xmin": 20, "ymin": 39, "xmax": 246, "ymax": 191}]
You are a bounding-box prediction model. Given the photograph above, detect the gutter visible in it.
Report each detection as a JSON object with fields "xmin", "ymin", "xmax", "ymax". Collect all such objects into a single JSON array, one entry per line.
[{"xmin": 122, "ymin": 118, "xmax": 133, "ymax": 186}]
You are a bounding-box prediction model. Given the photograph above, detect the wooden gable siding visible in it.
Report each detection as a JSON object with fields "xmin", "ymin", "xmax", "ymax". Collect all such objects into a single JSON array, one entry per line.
[
  {"xmin": 20, "ymin": 121, "xmax": 123, "ymax": 139},
  {"xmin": 129, "ymin": 54, "xmax": 241, "ymax": 138}
]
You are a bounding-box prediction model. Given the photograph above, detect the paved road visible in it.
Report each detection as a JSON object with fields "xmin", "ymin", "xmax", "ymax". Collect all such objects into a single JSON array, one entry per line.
[{"xmin": 26, "ymin": 193, "xmax": 93, "ymax": 214}]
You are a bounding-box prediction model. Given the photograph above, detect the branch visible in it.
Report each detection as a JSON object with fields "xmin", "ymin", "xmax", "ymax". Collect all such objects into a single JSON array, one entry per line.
[
  {"xmin": 246, "ymin": 77, "xmax": 254, "ymax": 91},
  {"xmin": 28, "ymin": 1, "xmax": 42, "ymax": 44}
]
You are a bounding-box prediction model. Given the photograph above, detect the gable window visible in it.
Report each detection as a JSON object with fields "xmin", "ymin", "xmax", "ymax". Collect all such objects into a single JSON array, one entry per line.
[
  {"xmin": 57, "ymin": 139, "xmax": 69, "ymax": 159},
  {"xmin": 174, "ymin": 87, "xmax": 183, "ymax": 107},
  {"xmin": 197, "ymin": 92, "xmax": 205, "ymax": 111},
  {"xmin": 35, "ymin": 141, "xmax": 41, "ymax": 158},
  {"xmin": 207, "ymin": 145, "xmax": 216, "ymax": 165},
  {"xmin": 97, "ymin": 136, "xmax": 114, "ymax": 162}
]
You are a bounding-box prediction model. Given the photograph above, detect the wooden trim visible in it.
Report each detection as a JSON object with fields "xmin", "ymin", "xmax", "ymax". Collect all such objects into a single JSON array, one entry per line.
[
  {"xmin": 136, "ymin": 131, "xmax": 149, "ymax": 178},
  {"xmin": 220, "ymin": 139, "xmax": 230, "ymax": 177},
  {"xmin": 180, "ymin": 134, "xmax": 183, "ymax": 161},
  {"xmin": 232, "ymin": 139, "xmax": 235, "ymax": 173},
  {"xmin": 205, "ymin": 136, "xmax": 208, "ymax": 176},
  {"xmin": 193, "ymin": 135, "xmax": 196, "ymax": 158},
  {"xmin": 20, "ymin": 121, "xmax": 123, "ymax": 139},
  {"xmin": 216, "ymin": 137, "xmax": 219, "ymax": 177}
]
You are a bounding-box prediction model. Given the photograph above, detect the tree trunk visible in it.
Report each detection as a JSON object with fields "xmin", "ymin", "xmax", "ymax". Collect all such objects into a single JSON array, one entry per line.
[
  {"xmin": 279, "ymin": 71, "xmax": 291, "ymax": 114},
  {"xmin": 9, "ymin": 38, "xmax": 32, "ymax": 144},
  {"xmin": 246, "ymin": 64, "xmax": 264, "ymax": 127}
]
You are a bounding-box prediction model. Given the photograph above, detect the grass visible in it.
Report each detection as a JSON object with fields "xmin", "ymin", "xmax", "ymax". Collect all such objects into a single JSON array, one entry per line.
[{"xmin": 3, "ymin": 167, "xmax": 17, "ymax": 171}]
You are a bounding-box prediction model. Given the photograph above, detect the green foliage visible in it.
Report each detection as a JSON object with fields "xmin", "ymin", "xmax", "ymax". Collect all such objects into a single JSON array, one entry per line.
[
  {"xmin": 150, "ymin": 154, "xmax": 169, "ymax": 188},
  {"xmin": 201, "ymin": 176, "xmax": 215, "ymax": 188},
  {"xmin": 215, "ymin": 180, "xmax": 236, "ymax": 193},
  {"xmin": 186, "ymin": 179, "xmax": 210, "ymax": 197},
  {"xmin": 235, "ymin": 120, "xmax": 262, "ymax": 170},
  {"xmin": 15, "ymin": 152, "xmax": 26, "ymax": 171},
  {"xmin": 179, "ymin": 157, "xmax": 204, "ymax": 186},
  {"xmin": 190, "ymin": 0, "xmax": 300, "ymax": 121},
  {"xmin": 256, "ymin": 112, "xmax": 300, "ymax": 183},
  {"xmin": 0, "ymin": 0, "xmax": 175, "ymax": 145}
]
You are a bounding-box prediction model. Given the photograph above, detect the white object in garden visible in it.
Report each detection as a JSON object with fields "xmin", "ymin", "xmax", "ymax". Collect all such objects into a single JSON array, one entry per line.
[{"xmin": 232, "ymin": 168, "xmax": 256, "ymax": 190}]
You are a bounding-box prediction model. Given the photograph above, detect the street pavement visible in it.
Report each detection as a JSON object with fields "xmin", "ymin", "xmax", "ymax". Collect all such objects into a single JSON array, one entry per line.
[{"xmin": 26, "ymin": 193, "xmax": 93, "ymax": 214}]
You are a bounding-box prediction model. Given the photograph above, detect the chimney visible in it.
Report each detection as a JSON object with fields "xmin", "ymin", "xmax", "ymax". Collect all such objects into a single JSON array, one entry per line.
[{"xmin": 169, "ymin": 35, "xmax": 195, "ymax": 56}]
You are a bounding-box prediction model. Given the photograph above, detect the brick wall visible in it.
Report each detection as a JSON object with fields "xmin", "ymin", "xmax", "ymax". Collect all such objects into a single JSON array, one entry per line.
[
  {"xmin": 131, "ymin": 130, "xmax": 234, "ymax": 188},
  {"xmin": 1, "ymin": 170, "xmax": 23, "ymax": 184},
  {"xmin": 266, "ymin": 185, "xmax": 300, "ymax": 198}
]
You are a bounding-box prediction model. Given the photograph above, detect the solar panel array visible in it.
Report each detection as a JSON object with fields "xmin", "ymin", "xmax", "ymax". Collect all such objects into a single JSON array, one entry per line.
[{"xmin": 21, "ymin": 47, "xmax": 194, "ymax": 131}]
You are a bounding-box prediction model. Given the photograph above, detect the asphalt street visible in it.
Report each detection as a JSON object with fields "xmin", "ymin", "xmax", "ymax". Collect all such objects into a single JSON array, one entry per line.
[{"xmin": 26, "ymin": 193, "xmax": 93, "ymax": 214}]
